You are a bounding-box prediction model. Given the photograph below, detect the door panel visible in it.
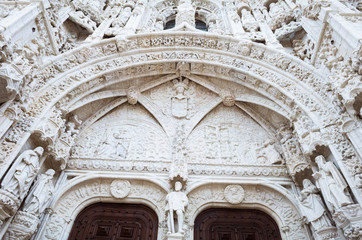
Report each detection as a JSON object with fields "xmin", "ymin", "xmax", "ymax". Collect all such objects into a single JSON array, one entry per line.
[
  {"xmin": 68, "ymin": 203, "xmax": 158, "ymax": 240},
  {"xmin": 194, "ymin": 208, "xmax": 282, "ymax": 240}
]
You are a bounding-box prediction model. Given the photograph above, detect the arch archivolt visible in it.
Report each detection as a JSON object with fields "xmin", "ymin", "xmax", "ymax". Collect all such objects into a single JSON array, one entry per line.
[
  {"xmin": 184, "ymin": 183, "xmax": 309, "ymax": 240},
  {"xmin": 37, "ymin": 176, "xmax": 168, "ymax": 240},
  {"xmin": 1, "ymin": 31, "xmax": 360, "ymax": 195}
]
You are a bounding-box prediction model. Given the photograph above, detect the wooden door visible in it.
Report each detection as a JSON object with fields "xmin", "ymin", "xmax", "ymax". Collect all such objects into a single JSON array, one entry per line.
[
  {"xmin": 68, "ymin": 203, "xmax": 158, "ymax": 240},
  {"xmin": 194, "ymin": 208, "xmax": 282, "ymax": 240}
]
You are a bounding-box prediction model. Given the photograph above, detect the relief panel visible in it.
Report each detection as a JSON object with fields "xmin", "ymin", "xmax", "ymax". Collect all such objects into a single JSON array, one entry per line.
[
  {"xmin": 70, "ymin": 104, "xmax": 172, "ymax": 163},
  {"xmin": 187, "ymin": 105, "xmax": 282, "ymax": 165}
]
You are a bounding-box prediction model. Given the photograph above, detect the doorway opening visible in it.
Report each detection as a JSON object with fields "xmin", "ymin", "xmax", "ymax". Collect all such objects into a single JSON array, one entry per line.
[
  {"xmin": 68, "ymin": 203, "xmax": 158, "ymax": 240},
  {"xmin": 194, "ymin": 208, "xmax": 282, "ymax": 240}
]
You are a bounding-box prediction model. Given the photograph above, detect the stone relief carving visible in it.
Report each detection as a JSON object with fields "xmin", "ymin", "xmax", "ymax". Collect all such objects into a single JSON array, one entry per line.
[
  {"xmin": 110, "ymin": 180, "xmax": 131, "ymax": 199},
  {"xmin": 0, "ymin": 2, "xmax": 362, "ymax": 240},
  {"xmin": 4, "ymin": 169, "xmax": 55, "ymax": 240},
  {"xmin": 175, "ymin": 0, "xmax": 195, "ymax": 27},
  {"xmin": 40, "ymin": 178, "xmax": 167, "ymax": 239},
  {"xmin": 71, "ymin": 122, "xmax": 171, "ymax": 161},
  {"xmin": 146, "ymin": 78, "xmax": 216, "ymax": 122},
  {"xmin": 0, "ymin": 147, "xmax": 43, "ymax": 225},
  {"xmin": 187, "ymin": 105, "xmax": 278, "ymax": 165},
  {"xmin": 186, "ymin": 184, "xmax": 308, "ymax": 240},
  {"xmin": 298, "ymin": 179, "xmax": 333, "ymax": 231},
  {"xmin": 313, "ymin": 155, "xmax": 353, "ymax": 213},
  {"xmin": 224, "ymin": 185, "xmax": 245, "ymax": 204},
  {"xmin": 171, "ymin": 78, "xmax": 189, "ymax": 118}
]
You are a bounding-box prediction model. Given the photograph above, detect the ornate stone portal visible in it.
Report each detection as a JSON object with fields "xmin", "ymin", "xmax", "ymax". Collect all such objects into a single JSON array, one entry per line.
[{"xmin": 0, "ymin": 0, "xmax": 362, "ymax": 240}]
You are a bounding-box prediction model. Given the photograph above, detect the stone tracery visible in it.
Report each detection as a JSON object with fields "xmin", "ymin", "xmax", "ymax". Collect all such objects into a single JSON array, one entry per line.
[{"xmin": 0, "ymin": 0, "xmax": 361, "ymax": 239}]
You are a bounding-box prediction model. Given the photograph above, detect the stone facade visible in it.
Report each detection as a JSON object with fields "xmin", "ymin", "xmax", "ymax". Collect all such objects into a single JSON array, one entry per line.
[{"xmin": 0, "ymin": 0, "xmax": 361, "ymax": 239}]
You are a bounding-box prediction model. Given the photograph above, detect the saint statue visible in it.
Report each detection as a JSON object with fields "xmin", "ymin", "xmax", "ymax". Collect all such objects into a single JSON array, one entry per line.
[
  {"xmin": 313, "ymin": 155, "xmax": 353, "ymax": 212},
  {"xmin": 22, "ymin": 169, "xmax": 55, "ymax": 216},
  {"xmin": 2, "ymin": 147, "xmax": 43, "ymax": 200},
  {"xmin": 299, "ymin": 179, "xmax": 332, "ymax": 230},
  {"xmin": 166, "ymin": 181, "xmax": 188, "ymax": 234}
]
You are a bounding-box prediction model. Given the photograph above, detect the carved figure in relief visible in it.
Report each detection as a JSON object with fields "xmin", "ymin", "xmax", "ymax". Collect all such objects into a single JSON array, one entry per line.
[
  {"xmin": 113, "ymin": 131, "xmax": 130, "ymax": 159},
  {"xmin": 313, "ymin": 155, "xmax": 353, "ymax": 212},
  {"xmin": 166, "ymin": 181, "xmax": 188, "ymax": 235},
  {"xmin": 171, "ymin": 77, "xmax": 189, "ymax": 118},
  {"xmin": 256, "ymin": 139, "xmax": 283, "ymax": 164},
  {"xmin": 299, "ymin": 179, "xmax": 332, "ymax": 230},
  {"xmin": 2, "ymin": 147, "xmax": 43, "ymax": 200},
  {"xmin": 22, "ymin": 169, "xmax": 55, "ymax": 216}
]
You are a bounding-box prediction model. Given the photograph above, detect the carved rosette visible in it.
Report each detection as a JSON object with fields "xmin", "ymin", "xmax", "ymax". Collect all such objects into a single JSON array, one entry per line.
[
  {"xmin": 219, "ymin": 88, "xmax": 235, "ymax": 107},
  {"xmin": 110, "ymin": 180, "xmax": 131, "ymax": 199},
  {"xmin": 224, "ymin": 185, "xmax": 245, "ymax": 204},
  {"xmin": 4, "ymin": 211, "xmax": 39, "ymax": 240},
  {"xmin": 127, "ymin": 86, "xmax": 140, "ymax": 105}
]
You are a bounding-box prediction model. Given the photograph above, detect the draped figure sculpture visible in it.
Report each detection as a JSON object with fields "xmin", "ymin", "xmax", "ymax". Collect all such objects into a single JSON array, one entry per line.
[
  {"xmin": 22, "ymin": 169, "xmax": 55, "ymax": 216},
  {"xmin": 166, "ymin": 181, "xmax": 188, "ymax": 235},
  {"xmin": 299, "ymin": 179, "xmax": 332, "ymax": 230},
  {"xmin": 3, "ymin": 169, "xmax": 55, "ymax": 240},
  {"xmin": 2, "ymin": 147, "xmax": 43, "ymax": 200},
  {"xmin": 313, "ymin": 155, "xmax": 353, "ymax": 212}
]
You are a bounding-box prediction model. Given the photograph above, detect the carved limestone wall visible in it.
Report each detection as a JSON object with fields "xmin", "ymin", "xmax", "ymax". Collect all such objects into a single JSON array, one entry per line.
[
  {"xmin": 36, "ymin": 176, "xmax": 168, "ymax": 240},
  {"xmin": 185, "ymin": 183, "xmax": 309, "ymax": 240}
]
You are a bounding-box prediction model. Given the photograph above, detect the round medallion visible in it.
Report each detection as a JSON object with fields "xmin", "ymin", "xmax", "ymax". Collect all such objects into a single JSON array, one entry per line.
[
  {"xmin": 110, "ymin": 180, "xmax": 131, "ymax": 199},
  {"xmin": 224, "ymin": 185, "xmax": 245, "ymax": 204}
]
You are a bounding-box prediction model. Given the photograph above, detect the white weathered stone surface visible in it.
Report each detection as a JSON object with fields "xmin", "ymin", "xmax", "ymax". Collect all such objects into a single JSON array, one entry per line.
[{"xmin": 0, "ymin": 0, "xmax": 361, "ymax": 239}]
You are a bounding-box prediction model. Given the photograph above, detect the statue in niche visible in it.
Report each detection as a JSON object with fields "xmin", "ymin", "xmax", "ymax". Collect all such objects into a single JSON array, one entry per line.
[
  {"xmin": 171, "ymin": 78, "xmax": 189, "ymax": 119},
  {"xmin": 166, "ymin": 181, "xmax": 188, "ymax": 235},
  {"xmin": 299, "ymin": 179, "xmax": 332, "ymax": 230},
  {"xmin": 313, "ymin": 155, "xmax": 353, "ymax": 212},
  {"xmin": 22, "ymin": 169, "xmax": 55, "ymax": 216},
  {"xmin": 2, "ymin": 147, "xmax": 43, "ymax": 200}
]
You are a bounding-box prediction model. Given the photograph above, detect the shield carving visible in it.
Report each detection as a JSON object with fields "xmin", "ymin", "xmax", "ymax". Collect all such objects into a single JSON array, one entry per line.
[{"xmin": 171, "ymin": 96, "xmax": 188, "ymax": 118}]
